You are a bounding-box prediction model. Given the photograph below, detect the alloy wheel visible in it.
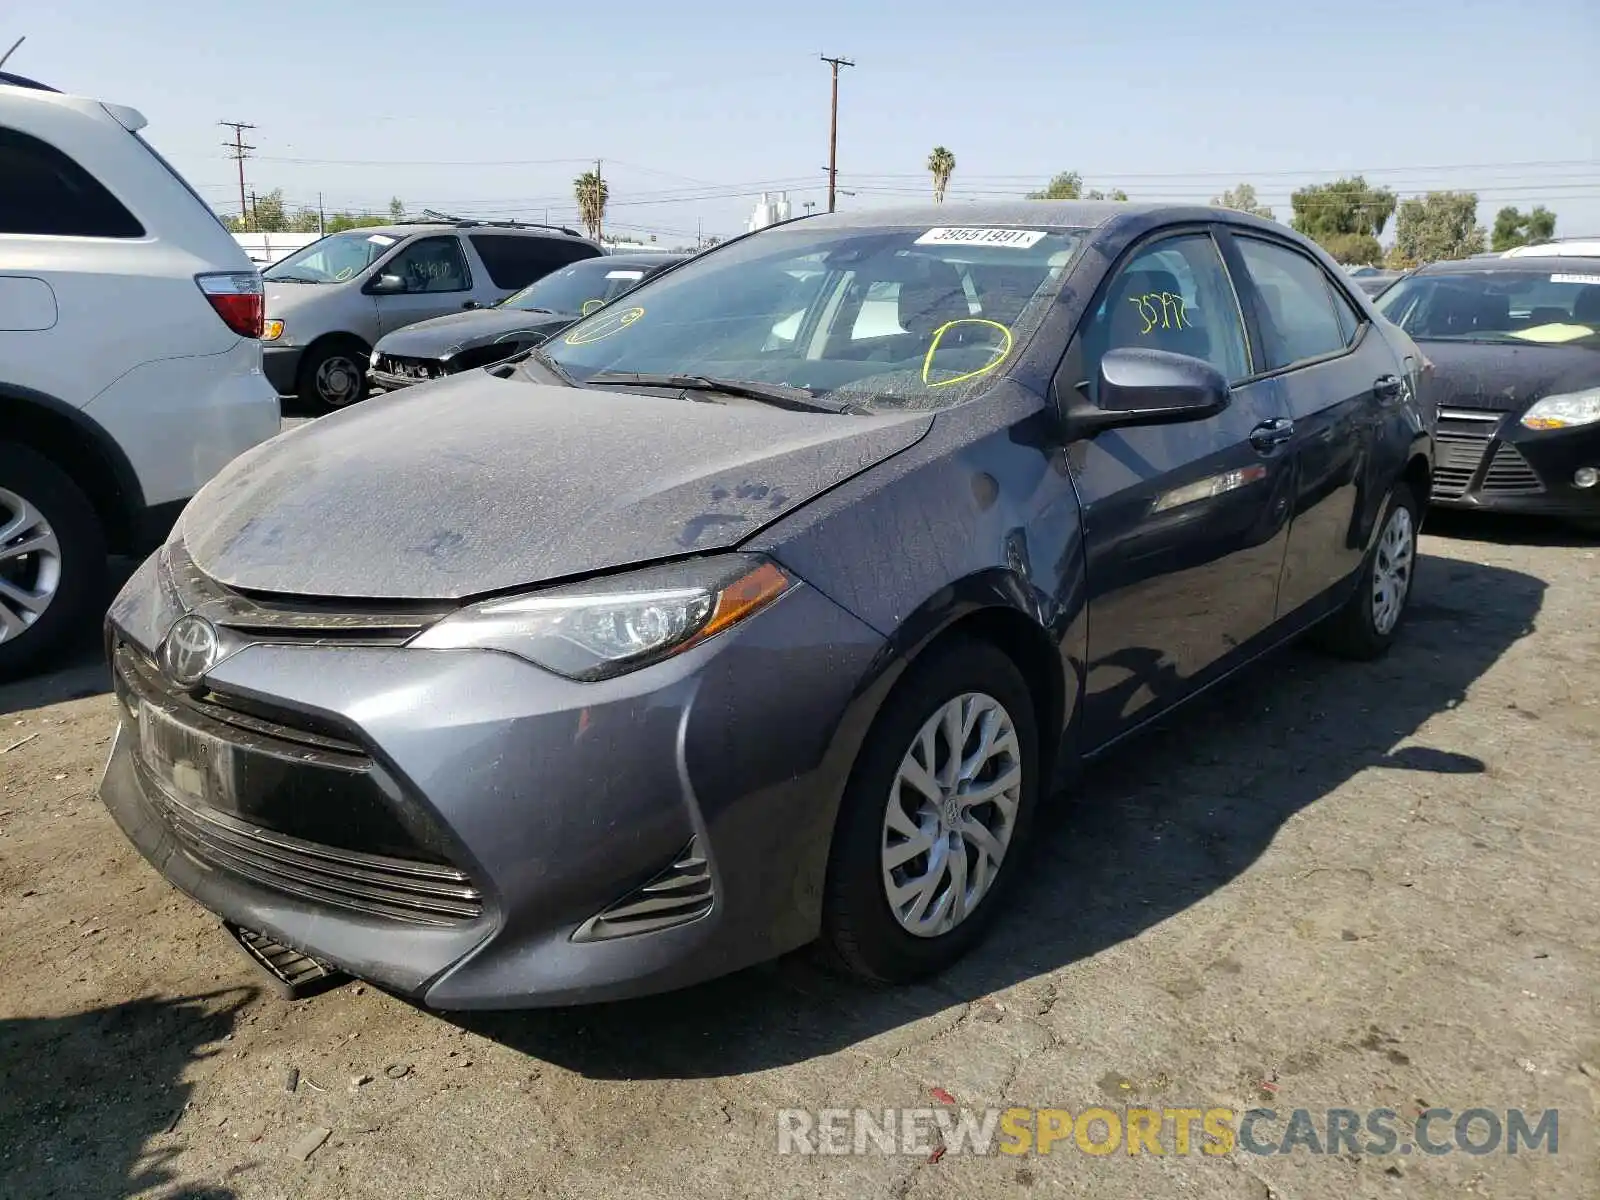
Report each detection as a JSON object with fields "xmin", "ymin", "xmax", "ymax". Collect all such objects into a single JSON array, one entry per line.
[
  {"xmin": 881, "ymin": 692, "xmax": 1022, "ymax": 938},
  {"xmin": 0, "ymin": 487, "xmax": 62, "ymax": 644},
  {"xmin": 1371, "ymin": 503, "xmax": 1415, "ymax": 636}
]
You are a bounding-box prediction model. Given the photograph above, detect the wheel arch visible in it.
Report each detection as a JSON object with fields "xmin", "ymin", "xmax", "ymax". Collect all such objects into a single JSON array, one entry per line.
[{"xmin": 0, "ymin": 382, "xmax": 145, "ymax": 553}]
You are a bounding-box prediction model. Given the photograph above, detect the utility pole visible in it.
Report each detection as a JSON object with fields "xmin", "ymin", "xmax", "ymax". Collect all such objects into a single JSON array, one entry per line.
[
  {"xmin": 317, "ymin": 192, "xmax": 325, "ymax": 236},
  {"xmin": 219, "ymin": 121, "xmax": 256, "ymax": 227},
  {"xmin": 819, "ymin": 54, "xmax": 854, "ymax": 213}
]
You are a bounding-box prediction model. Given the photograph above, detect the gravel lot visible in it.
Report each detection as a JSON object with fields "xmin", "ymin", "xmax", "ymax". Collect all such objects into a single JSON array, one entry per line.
[{"xmin": 2, "ymin": 500, "xmax": 1596, "ymax": 1200}]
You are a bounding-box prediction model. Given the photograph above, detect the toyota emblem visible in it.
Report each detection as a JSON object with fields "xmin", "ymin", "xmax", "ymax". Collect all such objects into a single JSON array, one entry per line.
[{"xmin": 161, "ymin": 614, "xmax": 220, "ymax": 686}]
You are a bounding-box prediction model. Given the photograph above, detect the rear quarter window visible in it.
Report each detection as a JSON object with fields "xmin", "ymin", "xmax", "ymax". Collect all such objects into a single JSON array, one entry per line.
[
  {"xmin": 469, "ymin": 234, "xmax": 600, "ymax": 290},
  {"xmin": 0, "ymin": 126, "xmax": 145, "ymax": 237}
]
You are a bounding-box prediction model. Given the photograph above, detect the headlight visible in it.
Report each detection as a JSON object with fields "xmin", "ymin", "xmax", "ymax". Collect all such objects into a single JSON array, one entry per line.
[
  {"xmin": 408, "ymin": 556, "xmax": 795, "ymax": 680},
  {"xmin": 261, "ymin": 319, "xmax": 285, "ymax": 341},
  {"xmin": 1522, "ymin": 388, "xmax": 1600, "ymax": 430}
]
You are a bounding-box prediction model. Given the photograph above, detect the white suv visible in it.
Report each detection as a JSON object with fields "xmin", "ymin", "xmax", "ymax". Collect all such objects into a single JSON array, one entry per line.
[{"xmin": 0, "ymin": 72, "xmax": 280, "ymax": 676}]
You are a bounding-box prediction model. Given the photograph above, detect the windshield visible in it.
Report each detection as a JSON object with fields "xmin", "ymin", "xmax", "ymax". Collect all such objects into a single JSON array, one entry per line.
[
  {"xmin": 502, "ymin": 259, "xmax": 660, "ymax": 314},
  {"xmin": 532, "ymin": 224, "xmax": 1086, "ymax": 410},
  {"xmin": 263, "ymin": 230, "xmax": 404, "ymax": 283},
  {"xmin": 1376, "ymin": 267, "xmax": 1600, "ymax": 347}
]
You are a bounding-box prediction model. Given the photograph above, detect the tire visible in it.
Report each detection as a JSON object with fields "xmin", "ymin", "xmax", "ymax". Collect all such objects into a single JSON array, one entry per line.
[
  {"xmin": 821, "ymin": 638, "xmax": 1041, "ymax": 984},
  {"xmin": 0, "ymin": 442, "xmax": 107, "ymax": 680},
  {"xmin": 1312, "ymin": 482, "xmax": 1421, "ymax": 661},
  {"xmin": 297, "ymin": 338, "xmax": 369, "ymax": 411}
]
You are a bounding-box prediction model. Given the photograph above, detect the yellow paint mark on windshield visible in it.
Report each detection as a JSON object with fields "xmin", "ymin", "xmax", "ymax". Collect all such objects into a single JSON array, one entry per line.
[
  {"xmin": 563, "ymin": 305, "xmax": 645, "ymax": 346},
  {"xmin": 1131, "ymin": 292, "xmax": 1190, "ymax": 334},
  {"xmin": 581, "ymin": 298, "xmax": 605, "ymax": 316},
  {"xmin": 921, "ymin": 318, "xmax": 1014, "ymax": 388}
]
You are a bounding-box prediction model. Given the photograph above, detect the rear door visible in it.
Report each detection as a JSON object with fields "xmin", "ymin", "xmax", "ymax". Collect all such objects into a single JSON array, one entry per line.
[
  {"xmin": 371, "ymin": 234, "xmax": 476, "ymax": 335},
  {"xmin": 1222, "ymin": 232, "xmax": 1397, "ymax": 616},
  {"xmin": 1066, "ymin": 228, "xmax": 1296, "ymax": 747}
]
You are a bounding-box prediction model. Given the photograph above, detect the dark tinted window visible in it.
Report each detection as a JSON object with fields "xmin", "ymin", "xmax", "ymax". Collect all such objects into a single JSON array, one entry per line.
[
  {"xmin": 1235, "ymin": 238, "xmax": 1349, "ymax": 369},
  {"xmin": 384, "ymin": 235, "xmax": 471, "ymax": 293},
  {"xmin": 469, "ymin": 234, "xmax": 600, "ymax": 289},
  {"xmin": 0, "ymin": 126, "xmax": 144, "ymax": 237},
  {"xmin": 1081, "ymin": 233, "xmax": 1251, "ymax": 398}
]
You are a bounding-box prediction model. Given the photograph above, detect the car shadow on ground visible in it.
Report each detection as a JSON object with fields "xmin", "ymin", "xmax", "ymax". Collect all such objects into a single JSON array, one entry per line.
[
  {"xmin": 448, "ymin": 550, "xmax": 1543, "ymax": 1078},
  {"xmin": 0, "ymin": 558, "xmax": 135, "ymax": 718},
  {"xmin": 0, "ymin": 987, "xmax": 255, "ymax": 1200}
]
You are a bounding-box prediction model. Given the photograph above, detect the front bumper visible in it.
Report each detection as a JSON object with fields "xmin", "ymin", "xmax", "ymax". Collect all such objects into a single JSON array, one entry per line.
[
  {"xmin": 261, "ymin": 345, "xmax": 304, "ymax": 397},
  {"xmin": 97, "ymin": 557, "xmax": 887, "ymax": 1008},
  {"xmin": 1430, "ymin": 408, "xmax": 1600, "ymax": 516}
]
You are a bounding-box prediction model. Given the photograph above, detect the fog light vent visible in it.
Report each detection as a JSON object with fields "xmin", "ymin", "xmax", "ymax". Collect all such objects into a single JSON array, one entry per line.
[{"xmin": 571, "ymin": 839, "xmax": 713, "ymax": 942}]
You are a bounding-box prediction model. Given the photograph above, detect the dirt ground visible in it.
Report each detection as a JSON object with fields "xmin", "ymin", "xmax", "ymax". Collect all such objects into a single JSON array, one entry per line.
[{"xmin": 2, "ymin": 511, "xmax": 1596, "ymax": 1200}]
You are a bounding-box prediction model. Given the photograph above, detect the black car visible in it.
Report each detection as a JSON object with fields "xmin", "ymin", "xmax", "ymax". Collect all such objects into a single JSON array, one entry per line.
[
  {"xmin": 100, "ymin": 203, "xmax": 1433, "ymax": 1007},
  {"xmin": 368, "ymin": 253, "xmax": 687, "ymax": 391},
  {"xmin": 1376, "ymin": 256, "xmax": 1600, "ymax": 528}
]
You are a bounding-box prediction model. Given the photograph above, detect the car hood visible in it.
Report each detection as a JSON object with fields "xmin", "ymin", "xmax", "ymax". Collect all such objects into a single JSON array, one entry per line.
[
  {"xmin": 376, "ymin": 308, "xmax": 572, "ymax": 359},
  {"xmin": 180, "ymin": 373, "xmax": 933, "ymax": 600},
  {"xmin": 1421, "ymin": 338, "xmax": 1600, "ymax": 412}
]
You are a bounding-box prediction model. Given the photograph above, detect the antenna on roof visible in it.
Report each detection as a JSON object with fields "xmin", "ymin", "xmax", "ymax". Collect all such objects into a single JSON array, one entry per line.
[{"xmin": 0, "ymin": 36, "xmax": 25, "ymax": 70}]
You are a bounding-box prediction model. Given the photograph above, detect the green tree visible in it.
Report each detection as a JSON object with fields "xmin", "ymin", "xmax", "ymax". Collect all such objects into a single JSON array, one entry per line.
[
  {"xmin": 1290, "ymin": 177, "xmax": 1397, "ymax": 260},
  {"xmin": 288, "ymin": 207, "xmax": 323, "ymax": 234},
  {"xmin": 1393, "ymin": 191, "xmax": 1487, "ymax": 265},
  {"xmin": 1491, "ymin": 205, "xmax": 1558, "ymax": 252},
  {"xmin": 1211, "ymin": 182, "xmax": 1274, "ymax": 220},
  {"xmin": 927, "ymin": 146, "xmax": 956, "ymax": 204},
  {"xmin": 1027, "ymin": 171, "xmax": 1082, "ymax": 200},
  {"xmin": 574, "ymin": 171, "xmax": 609, "ymax": 240},
  {"xmin": 324, "ymin": 211, "xmax": 391, "ymax": 233},
  {"xmin": 1086, "ymin": 188, "xmax": 1129, "ymax": 201},
  {"xmin": 388, "ymin": 197, "xmax": 406, "ymax": 222}
]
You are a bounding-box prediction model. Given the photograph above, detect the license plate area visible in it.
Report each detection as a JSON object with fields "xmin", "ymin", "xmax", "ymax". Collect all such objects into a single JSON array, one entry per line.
[{"xmin": 138, "ymin": 699, "xmax": 237, "ymax": 810}]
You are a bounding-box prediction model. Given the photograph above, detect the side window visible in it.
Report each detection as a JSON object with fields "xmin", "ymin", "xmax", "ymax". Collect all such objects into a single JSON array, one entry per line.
[
  {"xmin": 1235, "ymin": 238, "xmax": 1353, "ymax": 369},
  {"xmin": 470, "ymin": 235, "xmax": 599, "ymax": 289},
  {"xmin": 1327, "ymin": 281, "xmax": 1363, "ymax": 345},
  {"xmin": 384, "ymin": 236, "xmax": 471, "ymax": 293},
  {"xmin": 0, "ymin": 126, "xmax": 145, "ymax": 237},
  {"xmin": 1081, "ymin": 233, "xmax": 1250, "ymax": 399}
]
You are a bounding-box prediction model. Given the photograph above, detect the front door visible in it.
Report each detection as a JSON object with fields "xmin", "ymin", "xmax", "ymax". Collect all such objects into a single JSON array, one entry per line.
[
  {"xmin": 372, "ymin": 235, "xmax": 476, "ymax": 335},
  {"xmin": 1066, "ymin": 230, "xmax": 1295, "ymax": 748}
]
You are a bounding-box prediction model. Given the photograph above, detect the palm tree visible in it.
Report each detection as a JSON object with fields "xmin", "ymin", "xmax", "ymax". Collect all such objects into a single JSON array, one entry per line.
[
  {"xmin": 574, "ymin": 171, "xmax": 609, "ymax": 241},
  {"xmin": 927, "ymin": 146, "xmax": 956, "ymax": 204}
]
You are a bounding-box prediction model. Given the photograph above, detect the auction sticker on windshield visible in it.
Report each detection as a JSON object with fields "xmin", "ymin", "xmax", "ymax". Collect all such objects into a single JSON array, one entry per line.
[
  {"xmin": 1552, "ymin": 273, "xmax": 1600, "ymax": 286},
  {"xmin": 915, "ymin": 228, "xmax": 1047, "ymax": 249}
]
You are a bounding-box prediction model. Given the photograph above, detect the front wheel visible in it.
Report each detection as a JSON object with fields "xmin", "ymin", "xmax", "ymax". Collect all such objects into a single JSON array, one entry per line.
[
  {"xmin": 821, "ymin": 639, "xmax": 1040, "ymax": 984},
  {"xmin": 298, "ymin": 339, "xmax": 369, "ymax": 411},
  {"xmin": 1313, "ymin": 482, "xmax": 1421, "ymax": 661},
  {"xmin": 0, "ymin": 443, "xmax": 107, "ymax": 679}
]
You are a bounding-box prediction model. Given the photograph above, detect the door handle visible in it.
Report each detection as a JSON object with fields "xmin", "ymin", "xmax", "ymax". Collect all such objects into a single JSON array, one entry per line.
[
  {"xmin": 1249, "ymin": 418, "xmax": 1295, "ymax": 453},
  {"xmin": 1374, "ymin": 374, "xmax": 1403, "ymax": 401}
]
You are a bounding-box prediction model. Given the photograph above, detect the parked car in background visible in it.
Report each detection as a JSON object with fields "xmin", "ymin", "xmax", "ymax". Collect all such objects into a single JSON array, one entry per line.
[
  {"xmin": 369, "ymin": 252, "xmax": 686, "ymax": 393},
  {"xmin": 260, "ymin": 219, "xmax": 601, "ymax": 409},
  {"xmin": 102, "ymin": 201, "xmax": 1432, "ymax": 1007},
  {"xmin": 1, "ymin": 71, "xmax": 279, "ymax": 676},
  {"xmin": 1375, "ymin": 255, "xmax": 1600, "ymax": 530},
  {"xmin": 1352, "ymin": 270, "xmax": 1406, "ymax": 298},
  {"xmin": 1501, "ymin": 238, "xmax": 1600, "ymax": 260}
]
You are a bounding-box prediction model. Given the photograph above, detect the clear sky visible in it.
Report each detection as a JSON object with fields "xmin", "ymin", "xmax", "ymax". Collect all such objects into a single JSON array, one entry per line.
[{"xmin": 9, "ymin": 0, "xmax": 1598, "ymax": 247}]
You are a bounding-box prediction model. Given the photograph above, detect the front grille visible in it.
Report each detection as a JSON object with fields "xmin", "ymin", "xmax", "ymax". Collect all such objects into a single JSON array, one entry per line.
[
  {"xmin": 1433, "ymin": 408, "xmax": 1505, "ymax": 500},
  {"xmin": 1482, "ymin": 443, "xmax": 1545, "ymax": 496},
  {"xmin": 374, "ymin": 354, "xmax": 446, "ymax": 381},
  {"xmin": 152, "ymin": 782, "xmax": 483, "ymax": 924},
  {"xmin": 572, "ymin": 839, "xmax": 713, "ymax": 941},
  {"xmin": 163, "ymin": 542, "xmax": 451, "ymax": 645},
  {"xmin": 114, "ymin": 641, "xmax": 483, "ymax": 926}
]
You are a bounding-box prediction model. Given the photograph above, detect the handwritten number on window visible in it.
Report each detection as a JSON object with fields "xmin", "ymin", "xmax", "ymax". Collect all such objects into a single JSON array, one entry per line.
[{"xmin": 1128, "ymin": 291, "xmax": 1190, "ymax": 335}]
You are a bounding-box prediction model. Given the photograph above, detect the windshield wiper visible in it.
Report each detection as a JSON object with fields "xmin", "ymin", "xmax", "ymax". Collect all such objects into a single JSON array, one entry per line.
[
  {"xmin": 266, "ymin": 272, "xmax": 321, "ymax": 284},
  {"xmin": 527, "ymin": 346, "xmax": 577, "ymax": 386},
  {"xmin": 586, "ymin": 372, "xmax": 864, "ymax": 414}
]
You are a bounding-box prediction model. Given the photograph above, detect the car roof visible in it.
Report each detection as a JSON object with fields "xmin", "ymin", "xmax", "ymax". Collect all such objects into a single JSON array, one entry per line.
[
  {"xmin": 341, "ymin": 222, "xmax": 592, "ymax": 241},
  {"xmin": 795, "ymin": 200, "xmax": 1276, "ymax": 232},
  {"xmin": 1414, "ymin": 255, "xmax": 1600, "ymax": 274},
  {"xmin": 0, "ymin": 70, "xmax": 58, "ymax": 92}
]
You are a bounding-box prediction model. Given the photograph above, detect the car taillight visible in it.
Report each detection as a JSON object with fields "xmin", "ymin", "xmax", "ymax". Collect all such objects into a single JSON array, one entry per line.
[{"xmin": 195, "ymin": 271, "xmax": 264, "ymax": 339}]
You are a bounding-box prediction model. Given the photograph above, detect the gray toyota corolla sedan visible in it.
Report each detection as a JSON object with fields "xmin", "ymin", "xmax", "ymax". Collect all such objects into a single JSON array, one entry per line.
[{"xmin": 99, "ymin": 202, "xmax": 1434, "ymax": 1008}]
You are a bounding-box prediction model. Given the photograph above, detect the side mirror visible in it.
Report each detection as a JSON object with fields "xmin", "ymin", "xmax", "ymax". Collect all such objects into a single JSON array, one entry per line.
[
  {"xmin": 366, "ymin": 273, "xmax": 407, "ymax": 296},
  {"xmin": 1062, "ymin": 347, "xmax": 1230, "ymax": 439}
]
